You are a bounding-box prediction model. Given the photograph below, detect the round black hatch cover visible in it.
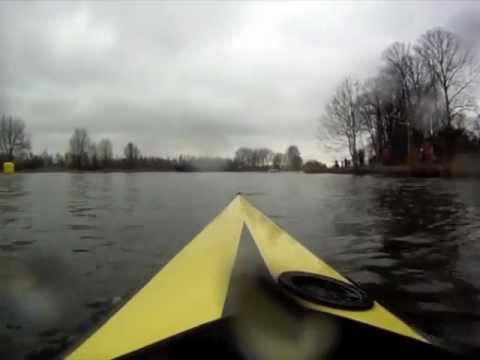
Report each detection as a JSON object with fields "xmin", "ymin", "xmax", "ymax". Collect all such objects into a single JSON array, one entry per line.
[{"xmin": 278, "ymin": 271, "xmax": 374, "ymax": 311}]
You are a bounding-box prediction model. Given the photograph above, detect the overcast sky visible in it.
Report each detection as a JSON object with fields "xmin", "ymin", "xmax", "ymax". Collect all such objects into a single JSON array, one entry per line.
[{"xmin": 1, "ymin": 1, "xmax": 479, "ymax": 162}]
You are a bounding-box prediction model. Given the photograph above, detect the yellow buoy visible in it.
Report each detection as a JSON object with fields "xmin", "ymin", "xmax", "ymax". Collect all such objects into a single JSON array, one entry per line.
[{"xmin": 3, "ymin": 162, "xmax": 15, "ymax": 174}]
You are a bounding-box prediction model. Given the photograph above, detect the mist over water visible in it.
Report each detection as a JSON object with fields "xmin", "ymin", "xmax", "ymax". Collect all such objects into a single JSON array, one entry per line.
[{"xmin": 1, "ymin": 173, "xmax": 480, "ymax": 358}]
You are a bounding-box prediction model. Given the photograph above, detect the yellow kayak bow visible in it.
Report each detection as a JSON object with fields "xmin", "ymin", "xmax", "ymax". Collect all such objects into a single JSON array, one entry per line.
[{"xmin": 67, "ymin": 195, "xmax": 428, "ymax": 359}]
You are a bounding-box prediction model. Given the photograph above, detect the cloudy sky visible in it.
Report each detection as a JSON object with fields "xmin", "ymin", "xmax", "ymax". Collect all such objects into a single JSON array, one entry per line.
[{"xmin": 1, "ymin": 1, "xmax": 479, "ymax": 162}]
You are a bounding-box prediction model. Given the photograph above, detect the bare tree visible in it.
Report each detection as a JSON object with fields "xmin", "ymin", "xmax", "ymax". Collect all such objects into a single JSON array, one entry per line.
[
  {"xmin": 357, "ymin": 44, "xmax": 438, "ymax": 163},
  {"xmin": 376, "ymin": 42, "xmax": 437, "ymax": 160},
  {"xmin": 254, "ymin": 148, "xmax": 274, "ymax": 167},
  {"xmin": 415, "ymin": 28, "xmax": 479, "ymax": 127},
  {"xmin": 97, "ymin": 138, "xmax": 113, "ymax": 168},
  {"xmin": 322, "ymin": 28, "xmax": 479, "ymax": 165},
  {"xmin": 251, "ymin": 149, "xmax": 261, "ymax": 167},
  {"xmin": 234, "ymin": 147, "xmax": 254, "ymax": 168},
  {"xmin": 233, "ymin": 147, "xmax": 275, "ymax": 169},
  {"xmin": 382, "ymin": 42, "xmax": 434, "ymax": 129},
  {"xmin": 321, "ymin": 77, "xmax": 362, "ymax": 166},
  {"xmin": 69, "ymin": 128, "xmax": 90, "ymax": 169},
  {"xmin": 285, "ymin": 145, "xmax": 303, "ymax": 171},
  {"xmin": 40, "ymin": 150, "xmax": 54, "ymax": 168},
  {"xmin": 0, "ymin": 115, "xmax": 31, "ymax": 161},
  {"xmin": 88, "ymin": 142, "xmax": 99, "ymax": 169},
  {"xmin": 357, "ymin": 78, "xmax": 385, "ymax": 158},
  {"xmin": 124, "ymin": 142, "xmax": 140, "ymax": 168},
  {"xmin": 260, "ymin": 148, "xmax": 274, "ymax": 167},
  {"xmin": 54, "ymin": 153, "xmax": 66, "ymax": 168},
  {"xmin": 272, "ymin": 152, "xmax": 283, "ymax": 170}
]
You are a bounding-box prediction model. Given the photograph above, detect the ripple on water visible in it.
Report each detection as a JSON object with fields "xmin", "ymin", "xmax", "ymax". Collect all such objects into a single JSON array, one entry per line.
[
  {"xmin": 349, "ymin": 269, "xmax": 385, "ymax": 286},
  {"xmin": 122, "ymin": 224, "xmax": 144, "ymax": 230},
  {"xmin": 75, "ymin": 213, "xmax": 97, "ymax": 218},
  {"xmin": 99, "ymin": 239, "xmax": 116, "ymax": 246},
  {"xmin": 417, "ymin": 301, "xmax": 452, "ymax": 313},
  {"xmin": 2, "ymin": 173, "xmax": 480, "ymax": 356},
  {"xmin": 0, "ymin": 244, "xmax": 19, "ymax": 252},
  {"xmin": 68, "ymin": 206, "xmax": 93, "ymax": 214},
  {"xmin": 401, "ymin": 279, "xmax": 455, "ymax": 295},
  {"xmin": 5, "ymin": 323, "xmax": 22, "ymax": 331},
  {"xmin": 0, "ymin": 240, "xmax": 36, "ymax": 252},
  {"xmin": 11, "ymin": 240, "xmax": 36, "ymax": 246},
  {"xmin": 85, "ymin": 298, "xmax": 114, "ymax": 310},
  {"xmin": 71, "ymin": 248, "xmax": 91, "ymax": 253},
  {"xmin": 38, "ymin": 328, "xmax": 64, "ymax": 338},
  {"xmin": 68, "ymin": 224, "xmax": 98, "ymax": 231},
  {"xmin": 2, "ymin": 217, "xmax": 17, "ymax": 224},
  {"xmin": 80, "ymin": 235, "xmax": 104, "ymax": 240}
]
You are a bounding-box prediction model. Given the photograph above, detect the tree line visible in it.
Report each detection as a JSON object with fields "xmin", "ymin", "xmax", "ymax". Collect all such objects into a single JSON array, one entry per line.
[
  {"xmin": 0, "ymin": 119, "xmax": 304, "ymax": 172},
  {"xmin": 233, "ymin": 145, "xmax": 302, "ymax": 171},
  {"xmin": 321, "ymin": 27, "xmax": 480, "ymax": 166}
]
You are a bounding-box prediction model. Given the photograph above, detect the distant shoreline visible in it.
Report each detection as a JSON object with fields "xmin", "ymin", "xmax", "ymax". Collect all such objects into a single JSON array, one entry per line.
[
  {"xmin": 13, "ymin": 168, "xmax": 301, "ymax": 174},
  {"xmin": 7, "ymin": 165, "xmax": 480, "ymax": 178}
]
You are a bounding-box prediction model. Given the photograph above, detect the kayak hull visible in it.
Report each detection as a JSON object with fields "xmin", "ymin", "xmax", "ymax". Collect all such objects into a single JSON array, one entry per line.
[{"xmin": 67, "ymin": 195, "xmax": 471, "ymax": 359}]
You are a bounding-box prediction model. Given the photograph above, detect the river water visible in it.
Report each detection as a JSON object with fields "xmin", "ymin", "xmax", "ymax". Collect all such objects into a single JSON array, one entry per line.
[{"xmin": 1, "ymin": 173, "xmax": 480, "ymax": 358}]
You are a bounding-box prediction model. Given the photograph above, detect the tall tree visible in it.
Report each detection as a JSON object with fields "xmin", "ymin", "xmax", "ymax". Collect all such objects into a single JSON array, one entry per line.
[
  {"xmin": 69, "ymin": 128, "xmax": 90, "ymax": 170},
  {"xmin": 234, "ymin": 147, "xmax": 254, "ymax": 168},
  {"xmin": 40, "ymin": 150, "xmax": 54, "ymax": 168},
  {"xmin": 88, "ymin": 142, "xmax": 99, "ymax": 169},
  {"xmin": 415, "ymin": 28, "xmax": 479, "ymax": 127},
  {"xmin": 124, "ymin": 142, "xmax": 140, "ymax": 168},
  {"xmin": 360, "ymin": 43, "xmax": 434, "ymax": 162},
  {"xmin": 0, "ymin": 115, "xmax": 31, "ymax": 161},
  {"xmin": 54, "ymin": 153, "xmax": 66, "ymax": 168},
  {"xmin": 258, "ymin": 148, "xmax": 274, "ymax": 167},
  {"xmin": 357, "ymin": 78, "xmax": 385, "ymax": 158},
  {"xmin": 321, "ymin": 77, "xmax": 362, "ymax": 166},
  {"xmin": 285, "ymin": 145, "xmax": 303, "ymax": 171},
  {"xmin": 382, "ymin": 42, "xmax": 433, "ymax": 129},
  {"xmin": 97, "ymin": 138, "xmax": 113, "ymax": 168},
  {"xmin": 272, "ymin": 152, "xmax": 283, "ymax": 170}
]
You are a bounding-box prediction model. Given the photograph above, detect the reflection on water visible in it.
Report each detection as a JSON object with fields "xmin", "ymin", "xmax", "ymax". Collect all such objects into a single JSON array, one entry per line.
[
  {"xmin": 0, "ymin": 174, "xmax": 480, "ymax": 357},
  {"xmin": 369, "ymin": 181, "xmax": 480, "ymax": 345},
  {"xmin": 125, "ymin": 173, "xmax": 140, "ymax": 214},
  {"xmin": 326, "ymin": 178, "xmax": 480, "ymax": 348},
  {"xmin": 0, "ymin": 254, "xmax": 75, "ymax": 359},
  {"xmin": 0, "ymin": 175, "xmax": 28, "ymax": 226}
]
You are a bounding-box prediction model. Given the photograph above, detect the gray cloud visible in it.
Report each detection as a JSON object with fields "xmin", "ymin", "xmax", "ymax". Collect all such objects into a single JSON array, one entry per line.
[{"xmin": 1, "ymin": 1, "xmax": 479, "ymax": 162}]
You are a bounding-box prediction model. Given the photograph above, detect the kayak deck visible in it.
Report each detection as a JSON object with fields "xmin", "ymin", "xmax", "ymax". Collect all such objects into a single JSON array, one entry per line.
[{"xmin": 67, "ymin": 195, "xmax": 469, "ymax": 359}]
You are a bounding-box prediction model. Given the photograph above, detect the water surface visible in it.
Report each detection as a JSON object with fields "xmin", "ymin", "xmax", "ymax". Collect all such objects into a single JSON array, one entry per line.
[{"xmin": 1, "ymin": 173, "xmax": 480, "ymax": 358}]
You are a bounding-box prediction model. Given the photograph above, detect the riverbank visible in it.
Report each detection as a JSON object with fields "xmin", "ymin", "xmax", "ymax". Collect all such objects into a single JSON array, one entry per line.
[
  {"xmin": 307, "ymin": 165, "xmax": 446, "ymax": 177},
  {"xmin": 306, "ymin": 163, "xmax": 480, "ymax": 178},
  {"xmin": 12, "ymin": 168, "xmax": 291, "ymax": 174},
  {"xmin": 8, "ymin": 163, "xmax": 480, "ymax": 178}
]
